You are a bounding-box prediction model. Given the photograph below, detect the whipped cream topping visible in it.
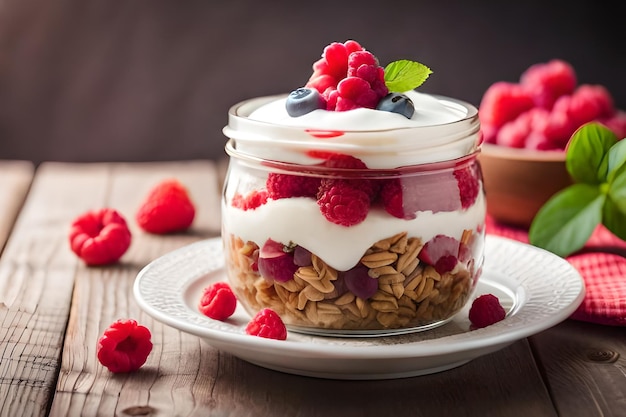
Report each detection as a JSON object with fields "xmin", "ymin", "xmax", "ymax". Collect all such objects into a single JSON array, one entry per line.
[
  {"xmin": 223, "ymin": 91, "xmax": 480, "ymax": 169},
  {"xmin": 248, "ymin": 91, "xmax": 464, "ymax": 129}
]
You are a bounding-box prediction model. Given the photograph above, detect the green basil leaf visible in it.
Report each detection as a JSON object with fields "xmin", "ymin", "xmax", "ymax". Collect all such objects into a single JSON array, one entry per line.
[
  {"xmin": 529, "ymin": 184, "xmax": 605, "ymax": 257},
  {"xmin": 566, "ymin": 123, "xmax": 616, "ymax": 184},
  {"xmin": 608, "ymin": 164, "xmax": 626, "ymax": 213},
  {"xmin": 603, "ymin": 197, "xmax": 626, "ymax": 240},
  {"xmin": 384, "ymin": 60, "xmax": 432, "ymax": 92},
  {"xmin": 606, "ymin": 138, "xmax": 626, "ymax": 182}
]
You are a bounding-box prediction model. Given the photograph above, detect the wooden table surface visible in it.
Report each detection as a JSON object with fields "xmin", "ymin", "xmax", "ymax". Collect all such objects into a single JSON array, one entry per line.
[{"xmin": 0, "ymin": 160, "xmax": 624, "ymax": 417}]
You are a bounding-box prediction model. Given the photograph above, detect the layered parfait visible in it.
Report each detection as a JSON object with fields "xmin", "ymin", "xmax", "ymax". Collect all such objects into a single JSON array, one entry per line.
[{"xmin": 222, "ymin": 40, "xmax": 485, "ymax": 334}]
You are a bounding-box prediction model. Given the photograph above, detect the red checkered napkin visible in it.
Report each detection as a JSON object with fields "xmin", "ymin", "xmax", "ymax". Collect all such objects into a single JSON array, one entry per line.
[{"xmin": 486, "ymin": 217, "xmax": 626, "ymax": 326}]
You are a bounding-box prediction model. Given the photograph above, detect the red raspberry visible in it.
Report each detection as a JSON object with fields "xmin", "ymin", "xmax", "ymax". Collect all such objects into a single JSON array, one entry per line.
[
  {"xmin": 232, "ymin": 189, "xmax": 269, "ymax": 210},
  {"xmin": 496, "ymin": 115, "xmax": 531, "ymax": 148},
  {"xmin": 478, "ymin": 82, "xmax": 535, "ymax": 129},
  {"xmin": 380, "ymin": 172, "xmax": 463, "ymax": 219},
  {"xmin": 454, "ymin": 164, "xmax": 480, "ymax": 209},
  {"xmin": 335, "ymin": 77, "xmax": 380, "ymax": 111},
  {"xmin": 307, "ymin": 40, "xmax": 365, "ymax": 95},
  {"xmin": 198, "ymin": 282, "xmax": 237, "ymax": 321},
  {"xmin": 520, "ymin": 59, "xmax": 577, "ymax": 109},
  {"xmin": 97, "ymin": 319, "xmax": 152, "ymax": 373},
  {"xmin": 531, "ymin": 101, "xmax": 576, "ymax": 149},
  {"xmin": 266, "ymin": 173, "xmax": 321, "ymax": 199},
  {"xmin": 136, "ymin": 179, "xmax": 195, "ymax": 234},
  {"xmin": 305, "ymin": 41, "xmax": 388, "ymax": 112},
  {"xmin": 245, "ymin": 308, "xmax": 287, "ymax": 340},
  {"xmin": 479, "ymin": 123, "xmax": 498, "ymax": 144},
  {"xmin": 323, "ymin": 153, "xmax": 368, "ymax": 170},
  {"xmin": 564, "ymin": 84, "xmax": 615, "ymax": 127},
  {"xmin": 379, "ymin": 179, "xmax": 406, "ymax": 219},
  {"xmin": 347, "ymin": 51, "xmax": 388, "ymax": 98},
  {"xmin": 468, "ymin": 294, "xmax": 506, "ymax": 329},
  {"xmin": 317, "ymin": 181, "xmax": 370, "ymax": 226},
  {"xmin": 69, "ymin": 208, "xmax": 132, "ymax": 265},
  {"xmin": 319, "ymin": 154, "xmax": 379, "ymax": 201}
]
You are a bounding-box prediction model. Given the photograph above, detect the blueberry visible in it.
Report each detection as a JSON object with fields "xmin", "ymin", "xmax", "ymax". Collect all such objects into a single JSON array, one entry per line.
[
  {"xmin": 376, "ymin": 93, "xmax": 415, "ymax": 119},
  {"xmin": 285, "ymin": 88, "xmax": 324, "ymax": 117}
]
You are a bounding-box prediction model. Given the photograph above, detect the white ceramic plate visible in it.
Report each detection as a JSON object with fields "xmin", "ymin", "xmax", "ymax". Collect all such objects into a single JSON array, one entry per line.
[{"xmin": 134, "ymin": 236, "xmax": 585, "ymax": 380}]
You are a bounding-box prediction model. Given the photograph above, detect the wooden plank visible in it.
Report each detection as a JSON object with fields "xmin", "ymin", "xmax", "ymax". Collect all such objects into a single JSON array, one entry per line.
[
  {"xmin": 193, "ymin": 339, "xmax": 557, "ymax": 417},
  {"xmin": 0, "ymin": 161, "xmax": 34, "ymax": 252},
  {"xmin": 47, "ymin": 161, "xmax": 221, "ymax": 417},
  {"xmin": 0, "ymin": 161, "xmax": 220, "ymax": 417},
  {"xmin": 529, "ymin": 319, "xmax": 626, "ymax": 417},
  {"xmin": 45, "ymin": 163, "xmax": 556, "ymax": 416}
]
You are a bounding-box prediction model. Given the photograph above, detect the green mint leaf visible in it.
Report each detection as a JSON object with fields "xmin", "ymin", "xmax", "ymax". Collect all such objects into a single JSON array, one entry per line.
[
  {"xmin": 529, "ymin": 183, "xmax": 605, "ymax": 257},
  {"xmin": 606, "ymin": 137, "xmax": 626, "ymax": 182},
  {"xmin": 384, "ymin": 60, "xmax": 432, "ymax": 92},
  {"xmin": 603, "ymin": 197, "xmax": 626, "ymax": 241},
  {"xmin": 566, "ymin": 122, "xmax": 617, "ymax": 184},
  {"xmin": 608, "ymin": 164, "xmax": 626, "ymax": 213}
]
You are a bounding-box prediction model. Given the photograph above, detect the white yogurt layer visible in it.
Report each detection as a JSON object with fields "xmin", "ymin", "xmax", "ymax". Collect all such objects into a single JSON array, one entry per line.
[
  {"xmin": 223, "ymin": 91, "xmax": 481, "ymax": 169},
  {"xmin": 223, "ymin": 190, "xmax": 486, "ymax": 272},
  {"xmin": 248, "ymin": 90, "xmax": 464, "ymax": 130}
]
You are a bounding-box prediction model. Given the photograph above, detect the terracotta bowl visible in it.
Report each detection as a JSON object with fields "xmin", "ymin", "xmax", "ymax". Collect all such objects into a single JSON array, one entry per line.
[{"xmin": 478, "ymin": 143, "xmax": 573, "ymax": 228}]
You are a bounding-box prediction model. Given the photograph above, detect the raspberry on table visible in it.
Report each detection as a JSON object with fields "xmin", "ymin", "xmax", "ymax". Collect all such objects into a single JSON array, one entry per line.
[
  {"xmin": 136, "ymin": 179, "xmax": 196, "ymax": 234},
  {"xmin": 317, "ymin": 181, "xmax": 370, "ymax": 226},
  {"xmin": 97, "ymin": 319, "xmax": 153, "ymax": 373},
  {"xmin": 198, "ymin": 282, "xmax": 238, "ymax": 321},
  {"xmin": 68, "ymin": 208, "xmax": 132, "ymax": 265},
  {"xmin": 245, "ymin": 308, "xmax": 287, "ymax": 340},
  {"xmin": 468, "ymin": 294, "xmax": 506, "ymax": 329}
]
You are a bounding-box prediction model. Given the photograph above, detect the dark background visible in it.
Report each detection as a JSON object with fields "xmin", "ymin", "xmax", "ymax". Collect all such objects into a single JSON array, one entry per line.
[{"xmin": 1, "ymin": 0, "xmax": 624, "ymax": 164}]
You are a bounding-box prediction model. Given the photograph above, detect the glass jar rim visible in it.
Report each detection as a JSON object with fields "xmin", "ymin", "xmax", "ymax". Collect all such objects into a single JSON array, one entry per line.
[{"xmin": 225, "ymin": 138, "xmax": 479, "ymax": 178}]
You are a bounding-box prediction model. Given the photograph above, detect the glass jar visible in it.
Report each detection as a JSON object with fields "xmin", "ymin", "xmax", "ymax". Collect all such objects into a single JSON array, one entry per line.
[{"xmin": 222, "ymin": 94, "xmax": 485, "ymax": 336}]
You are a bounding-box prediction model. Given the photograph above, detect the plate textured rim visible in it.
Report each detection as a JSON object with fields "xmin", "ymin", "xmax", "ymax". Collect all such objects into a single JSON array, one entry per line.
[{"xmin": 133, "ymin": 235, "xmax": 585, "ymax": 360}]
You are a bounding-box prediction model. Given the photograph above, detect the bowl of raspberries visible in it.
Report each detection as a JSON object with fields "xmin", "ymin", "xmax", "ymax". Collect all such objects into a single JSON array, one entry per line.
[{"xmin": 478, "ymin": 59, "xmax": 626, "ymax": 227}]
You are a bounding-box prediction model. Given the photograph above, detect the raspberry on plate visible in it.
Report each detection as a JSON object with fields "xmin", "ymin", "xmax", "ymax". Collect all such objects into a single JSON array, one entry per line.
[
  {"xmin": 68, "ymin": 208, "xmax": 132, "ymax": 265},
  {"xmin": 468, "ymin": 294, "xmax": 506, "ymax": 329},
  {"xmin": 97, "ymin": 319, "xmax": 153, "ymax": 373},
  {"xmin": 136, "ymin": 179, "xmax": 196, "ymax": 234},
  {"xmin": 245, "ymin": 308, "xmax": 287, "ymax": 340},
  {"xmin": 198, "ymin": 282, "xmax": 238, "ymax": 321}
]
